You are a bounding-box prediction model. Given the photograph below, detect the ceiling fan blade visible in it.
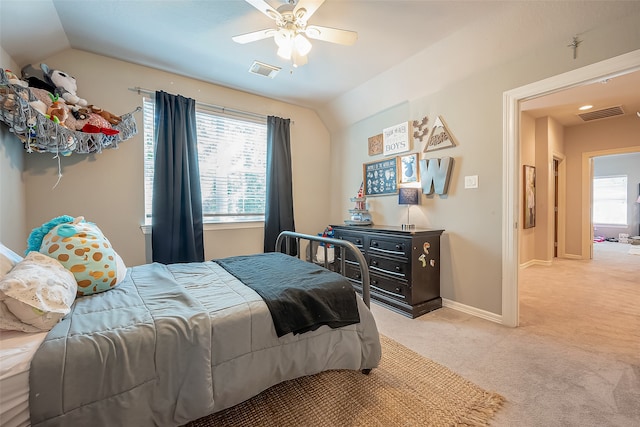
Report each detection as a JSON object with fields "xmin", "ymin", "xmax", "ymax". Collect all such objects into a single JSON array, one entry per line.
[
  {"xmin": 232, "ymin": 29, "xmax": 276, "ymax": 44},
  {"xmin": 305, "ymin": 25, "xmax": 358, "ymax": 45},
  {"xmin": 294, "ymin": 0, "xmax": 325, "ymax": 22},
  {"xmin": 244, "ymin": 0, "xmax": 282, "ymax": 20}
]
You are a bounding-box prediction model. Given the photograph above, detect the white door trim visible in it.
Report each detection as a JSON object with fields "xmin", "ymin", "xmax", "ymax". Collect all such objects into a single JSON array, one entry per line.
[{"xmin": 502, "ymin": 49, "xmax": 640, "ymax": 327}]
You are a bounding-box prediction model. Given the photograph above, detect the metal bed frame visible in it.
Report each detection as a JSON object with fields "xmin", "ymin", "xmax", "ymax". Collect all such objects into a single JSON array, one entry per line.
[{"xmin": 275, "ymin": 231, "xmax": 370, "ymax": 308}]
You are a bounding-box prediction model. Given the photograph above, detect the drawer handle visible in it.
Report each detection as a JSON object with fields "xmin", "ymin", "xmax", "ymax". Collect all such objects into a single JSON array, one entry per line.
[
  {"xmin": 371, "ymin": 260, "xmax": 378, "ymax": 266},
  {"xmin": 371, "ymin": 279, "xmax": 378, "ymax": 285},
  {"xmin": 370, "ymin": 266, "xmax": 405, "ymax": 277},
  {"xmin": 371, "ymin": 241, "xmax": 379, "ymax": 247},
  {"xmin": 369, "ymin": 247, "xmax": 405, "ymax": 256},
  {"xmin": 371, "ymin": 285, "xmax": 406, "ymax": 300},
  {"xmin": 395, "ymin": 244, "xmax": 403, "ymax": 250}
]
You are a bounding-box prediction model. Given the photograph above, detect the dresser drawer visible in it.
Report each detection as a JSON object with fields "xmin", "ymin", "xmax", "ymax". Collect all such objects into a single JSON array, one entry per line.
[
  {"xmin": 370, "ymin": 273, "xmax": 410, "ymax": 302},
  {"xmin": 368, "ymin": 236, "xmax": 410, "ymax": 259},
  {"xmin": 339, "ymin": 261, "xmax": 364, "ymax": 283},
  {"xmin": 335, "ymin": 231, "xmax": 366, "ymax": 262},
  {"xmin": 368, "ymin": 255, "xmax": 409, "ymax": 279}
]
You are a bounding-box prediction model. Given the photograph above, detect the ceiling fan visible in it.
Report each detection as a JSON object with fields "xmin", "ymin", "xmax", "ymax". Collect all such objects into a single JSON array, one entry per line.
[{"xmin": 232, "ymin": 0, "xmax": 358, "ymax": 67}]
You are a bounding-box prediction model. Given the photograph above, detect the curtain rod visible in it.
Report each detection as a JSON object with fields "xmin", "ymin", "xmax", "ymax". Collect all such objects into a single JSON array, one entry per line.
[{"xmin": 128, "ymin": 86, "xmax": 267, "ymax": 121}]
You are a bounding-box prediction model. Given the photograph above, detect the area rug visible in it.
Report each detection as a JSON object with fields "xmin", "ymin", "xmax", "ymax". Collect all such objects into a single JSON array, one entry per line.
[{"xmin": 186, "ymin": 335, "xmax": 505, "ymax": 426}]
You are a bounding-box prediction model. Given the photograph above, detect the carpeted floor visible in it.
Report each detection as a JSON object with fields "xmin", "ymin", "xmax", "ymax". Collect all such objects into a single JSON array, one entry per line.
[
  {"xmin": 372, "ymin": 241, "xmax": 640, "ymax": 426},
  {"xmin": 186, "ymin": 335, "xmax": 505, "ymax": 427}
]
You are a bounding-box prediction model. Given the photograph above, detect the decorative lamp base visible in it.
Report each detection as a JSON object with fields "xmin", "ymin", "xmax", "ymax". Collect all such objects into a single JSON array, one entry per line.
[{"xmin": 401, "ymin": 224, "xmax": 416, "ymax": 230}]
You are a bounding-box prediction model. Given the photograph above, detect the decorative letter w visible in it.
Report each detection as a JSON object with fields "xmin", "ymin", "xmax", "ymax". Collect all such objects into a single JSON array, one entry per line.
[{"xmin": 419, "ymin": 157, "xmax": 453, "ymax": 195}]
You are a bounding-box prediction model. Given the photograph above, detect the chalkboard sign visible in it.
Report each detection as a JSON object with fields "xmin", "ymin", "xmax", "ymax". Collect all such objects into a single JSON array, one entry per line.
[{"xmin": 363, "ymin": 158, "xmax": 398, "ymax": 196}]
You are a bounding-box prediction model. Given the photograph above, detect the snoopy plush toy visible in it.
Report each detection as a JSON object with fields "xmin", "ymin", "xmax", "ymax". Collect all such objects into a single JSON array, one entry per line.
[{"xmin": 41, "ymin": 63, "xmax": 88, "ymax": 107}]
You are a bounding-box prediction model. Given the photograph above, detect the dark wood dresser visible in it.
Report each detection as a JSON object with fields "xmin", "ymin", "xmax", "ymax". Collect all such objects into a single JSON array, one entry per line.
[{"xmin": 332, "ymin": 225, "xmax": 444, "ymax": 318}]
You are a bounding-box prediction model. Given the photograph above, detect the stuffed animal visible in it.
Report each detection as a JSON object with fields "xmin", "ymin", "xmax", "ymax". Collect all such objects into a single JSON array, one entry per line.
[
  {"xmin": 81, "ymin": 111, "xmax": 119, "ymax": 135},
  {"xmin": 46, "ymin": 100, "xmax": 69, "ymax": 127},
  {"xmin": 21, "ymin": 64, "xmax": 56, "ymax": 93},
  {"xmin": 89, "ymin": 105, "xmax": 121, "ymax": 125},
  {"xmin": 41, "ymin": 64, "xmax": 88, "ymax": 107},
  {"xmin": 28, "ymin": 87, "xmax": 55, "ymax": 116},
  {"xmin": 4, "ymin": 69, "xmax": 28, "ymax": 87},
  {"xmin": 27, "ymin": 216, "xmax": 127, "ymax": 297}
]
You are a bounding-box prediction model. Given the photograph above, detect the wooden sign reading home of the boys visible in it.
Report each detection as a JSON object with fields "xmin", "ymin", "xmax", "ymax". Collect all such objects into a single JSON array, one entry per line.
[{"xmin": 383, "ymin": 121, "xmax": 412, "ymax": 156}]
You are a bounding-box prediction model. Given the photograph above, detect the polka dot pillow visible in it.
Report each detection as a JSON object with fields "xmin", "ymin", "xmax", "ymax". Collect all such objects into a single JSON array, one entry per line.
[{"xmin": 39, "ymin": 219, "xmax": 127, "ymax": 297}]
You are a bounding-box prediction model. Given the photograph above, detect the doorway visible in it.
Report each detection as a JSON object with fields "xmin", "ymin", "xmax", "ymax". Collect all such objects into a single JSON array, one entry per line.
[{"xmin": 502, "ymin": 49, "xmax": 640, "ymax": 327}]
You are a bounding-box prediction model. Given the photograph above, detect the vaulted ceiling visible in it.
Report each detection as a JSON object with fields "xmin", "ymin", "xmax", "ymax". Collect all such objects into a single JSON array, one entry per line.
[{"xmin": 1, "ymin": 0, "xmax": 639, "ymax": 128}]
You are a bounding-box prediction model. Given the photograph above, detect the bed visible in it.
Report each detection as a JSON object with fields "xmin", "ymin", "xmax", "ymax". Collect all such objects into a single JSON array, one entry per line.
[{"xmin": 0, "ymin": 231, "xmax": 381, "ymax": 427}]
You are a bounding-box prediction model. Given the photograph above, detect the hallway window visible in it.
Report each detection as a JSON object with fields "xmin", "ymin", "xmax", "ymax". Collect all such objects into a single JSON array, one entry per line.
[{"xmin": 593, "ymin": 175, "xmax": 627, "ymax": 225}]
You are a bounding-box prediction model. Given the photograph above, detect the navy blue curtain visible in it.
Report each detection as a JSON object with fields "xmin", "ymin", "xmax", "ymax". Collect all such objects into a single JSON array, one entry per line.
[
  {"xmin": 152, "ymin": 91, "xmax": 204, "ymax": 264},
  {"xmin": 264, "ymin": 116, "xmax": 296, "ymax": 253}
]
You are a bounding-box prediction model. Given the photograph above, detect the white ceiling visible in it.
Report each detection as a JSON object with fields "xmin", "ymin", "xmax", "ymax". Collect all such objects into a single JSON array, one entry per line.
[
  {"xmin": 522, "ymin": 69, "xmax": 640, "ymax": 127},
  {"xmin": 1, "ymin": 0, "xmax": 639, "ymax": 127}
]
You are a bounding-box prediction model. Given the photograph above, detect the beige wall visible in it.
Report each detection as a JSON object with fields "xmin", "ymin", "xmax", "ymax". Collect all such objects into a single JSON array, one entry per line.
[
  {"xmin": 328, "ymin": 14, "xmax": 640, "ymax": 315},
  {"xmin": 564, "ymin": 115, "xmax": 640, "ymax": 255},
  {"xmin": 0, "ymin": 47, "xmax": 26, "ymax": 253},
  {"xmin": 17, "ymin": 49, "xmax": 331, "ymax": 266}
]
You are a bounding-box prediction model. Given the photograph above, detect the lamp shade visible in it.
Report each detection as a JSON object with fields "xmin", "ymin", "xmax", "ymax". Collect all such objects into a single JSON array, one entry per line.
[{"xmin": 398, "ymin": 187, "xmax": 420, "ymax": 205}]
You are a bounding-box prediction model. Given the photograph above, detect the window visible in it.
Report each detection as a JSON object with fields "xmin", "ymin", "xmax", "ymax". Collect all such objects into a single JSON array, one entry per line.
[
  {"xmin": 593, "ymin": 175, "xmax": 627, "ymax": 225},
  {"xmin": 143, "ymin": 98, "xmax": 267, "ymax": 223}
]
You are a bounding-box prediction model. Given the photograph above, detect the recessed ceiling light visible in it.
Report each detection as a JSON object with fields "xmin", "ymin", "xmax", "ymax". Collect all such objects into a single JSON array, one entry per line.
[{"xmin": 579, "ymin": 105, "xmax": 593, "ymax": 111}]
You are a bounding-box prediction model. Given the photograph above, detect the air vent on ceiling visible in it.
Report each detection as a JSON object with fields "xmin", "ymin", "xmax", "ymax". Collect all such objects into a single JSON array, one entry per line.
[
  {"xmin": 577, "ymin": 105, "xmax": 625, "ymax": 122},
  {"xmin": 249, "ymin": 61, "xmax": 281, "ymax": 79}
]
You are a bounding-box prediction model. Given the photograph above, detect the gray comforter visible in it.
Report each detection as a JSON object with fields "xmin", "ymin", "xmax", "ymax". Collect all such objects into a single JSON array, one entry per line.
[{"xmin": 29, "ymin": 259, "xmax": 381, "ymax": 426}]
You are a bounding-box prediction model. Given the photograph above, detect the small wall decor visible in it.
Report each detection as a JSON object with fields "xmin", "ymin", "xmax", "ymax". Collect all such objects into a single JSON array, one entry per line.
[
  {"xmin": 399, "ymin": 152, "xmax": 419, "ymax": 183},
  {"xmin": 420, "ymin": 157, "xmax": 453, "ymax": 195},
  {"xmin": 412, "ymin": 116, "xmax": 429, "ymax": 146},
  {"xmin": 383, "ymin": 121, "xmax": 412, "ymax": 156},
  {"xmin": 363, "ymin": 158, "xmax": 398, "ymax": 196},
  {"xmin": 523, "ymin": 165, "xmax": 536, "ymax": 229},
  {"xmin": 423, "ymin": 116, "xmax": 456, "ymax": 153},
  {"xmin": 368, "ymin": 133, "xmax": 383, "ymax": 156}
]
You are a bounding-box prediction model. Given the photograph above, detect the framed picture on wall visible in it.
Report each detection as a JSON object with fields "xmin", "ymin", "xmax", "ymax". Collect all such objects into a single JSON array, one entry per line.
[
  {"xmin": 363, "ymin": 158, "xmax": 398, "ymax": 196},
  {"xmin": 523, "ymin": 165, "xmax": 536, "ymax": 229},
  {"xmin": 399, "ymin": 153, "xmax": 419, "ymax": 183}
]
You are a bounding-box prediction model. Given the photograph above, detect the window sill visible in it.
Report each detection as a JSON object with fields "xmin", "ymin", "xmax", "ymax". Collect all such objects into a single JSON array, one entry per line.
[
  {"xmin": 593, "ymin": 224, "xmax": 629, "ymax": 228},
  {"xmin": 140, "ymin": 220, "xmax": 264, "ymax": 235}
]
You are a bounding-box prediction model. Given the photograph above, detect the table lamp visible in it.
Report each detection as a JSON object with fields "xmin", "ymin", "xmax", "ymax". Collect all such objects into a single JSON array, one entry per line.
[{"xmin": 398, "ymin": 187, "xmax": 420, "ymax": 230}]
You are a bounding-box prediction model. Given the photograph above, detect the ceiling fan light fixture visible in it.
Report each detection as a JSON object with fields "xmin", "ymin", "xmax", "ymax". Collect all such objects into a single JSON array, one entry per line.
[
  {"xmin": 277, "ymin": 45, "xmax": 292, "ymax": 60},
  {"xmin": 294, "ymin": 34, "xmax": 312, "ymax": 56},
  {"xmin": 292, "ymin": 51, "xmax": 308, "ymax": 68}
]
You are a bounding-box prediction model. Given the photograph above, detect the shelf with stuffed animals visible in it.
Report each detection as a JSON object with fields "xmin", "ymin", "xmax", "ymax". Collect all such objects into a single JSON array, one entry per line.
[{"xmin": 0, "ymin": 65, "xmax": 139, "ymax": 155}]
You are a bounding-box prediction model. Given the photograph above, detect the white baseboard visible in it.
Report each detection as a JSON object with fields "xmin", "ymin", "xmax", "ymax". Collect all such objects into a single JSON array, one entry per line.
[
  {"xmin": 519, "ymin": 259, "xmax": 552, "ymax": 268},
  {"xmin": 442, "ymin": 298, "xmax": 502, "ymax": 324}
]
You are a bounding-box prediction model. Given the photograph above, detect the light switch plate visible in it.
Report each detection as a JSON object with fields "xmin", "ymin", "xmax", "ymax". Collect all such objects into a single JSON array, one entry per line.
[{"xmin": 464, "ymin": 175, "xmax": 478, "ymax": 189}]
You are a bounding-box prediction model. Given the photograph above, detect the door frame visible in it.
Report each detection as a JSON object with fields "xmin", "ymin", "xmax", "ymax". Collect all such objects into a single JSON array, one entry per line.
[
  {"xmin": 502, "ymin": 49, "xmax": 640, "ymax": 327},
  {"xmin": 582, "ymin": 147, "xmax": 640, "ymax": 260}
]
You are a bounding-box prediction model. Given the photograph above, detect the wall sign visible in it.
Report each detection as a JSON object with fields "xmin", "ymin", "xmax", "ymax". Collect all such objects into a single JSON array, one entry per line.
[
  {"xmin": 368, "ymin": 133, "xmax": 383, "ymax": 156},
  {"xmin": 363, "ymin": 158, "xmax": 398, "ymax": 196},
  {"xmin": 420, "ymin": 157, "xmax": 454, "ymax": 195},
  {"xmin": 424, "ymin": 116, "xmax": 457, "ymax": 152},
  {"xmin": 383, "ymin": 121, "xmax": 412, "ymax": 156}
]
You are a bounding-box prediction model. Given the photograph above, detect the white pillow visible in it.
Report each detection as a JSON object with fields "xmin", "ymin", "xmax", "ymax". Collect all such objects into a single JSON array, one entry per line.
[
  {"xmin": 0, "ymin": 242, "xmax": 23, "ymax": 279},
  {"xmin": 0, "ymin": 252, "xmax": 77, "ymax": 332}
]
